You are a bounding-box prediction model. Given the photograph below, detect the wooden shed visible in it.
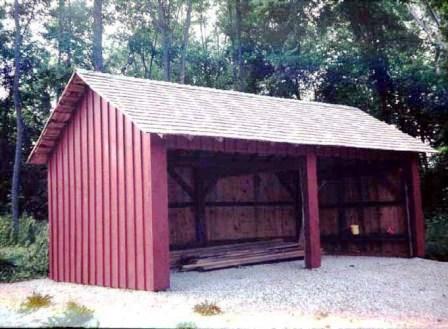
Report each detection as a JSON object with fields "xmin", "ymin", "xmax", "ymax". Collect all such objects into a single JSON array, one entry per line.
[{"xmin": 28, "ymin": 69, "xmax": 435, "ymax": 291}]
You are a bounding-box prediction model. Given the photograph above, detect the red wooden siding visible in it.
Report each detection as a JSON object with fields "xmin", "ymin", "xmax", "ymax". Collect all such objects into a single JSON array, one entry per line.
[
  {"xmin": 46, "ymin": 86, "xmax": 426, "ymax": 292},
  {"xmin": 47, "ymin": 88, "xmax": 169, "ymax": 291}
]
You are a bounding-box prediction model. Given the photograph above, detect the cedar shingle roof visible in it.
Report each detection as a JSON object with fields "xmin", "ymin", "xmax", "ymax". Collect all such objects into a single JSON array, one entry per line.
[{"xmin": 28, "ymin": 69, "xmax": 435, "ymax": 164}]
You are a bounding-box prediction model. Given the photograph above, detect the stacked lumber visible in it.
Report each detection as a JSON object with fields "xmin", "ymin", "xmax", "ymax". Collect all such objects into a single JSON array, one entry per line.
[{"xmin": 170, "ymin": 239, "xmax": 304, "ymax": 271}]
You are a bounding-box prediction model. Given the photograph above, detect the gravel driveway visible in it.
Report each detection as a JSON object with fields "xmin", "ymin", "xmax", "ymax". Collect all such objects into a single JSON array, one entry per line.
[{"xmin": 1, "ymin": 256, "xmax": 447, "ymax": 328}]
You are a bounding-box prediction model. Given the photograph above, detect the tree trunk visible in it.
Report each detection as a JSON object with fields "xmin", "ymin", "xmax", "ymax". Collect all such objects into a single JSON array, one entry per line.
[
  {"xmin": 149, "ymin": 33, "xmax": 158, "ymax": 79},
  {"xmin": 93, "ymin": 0, "xmax": 103, "ymax": 71},
  {"xmin": 57, "ymin": 0, "xmax": 65, "ymax": 65},
  {"xmin": 179, "ymin": 0, "xmax": 192, "ymax": 84},
  {"xmin": 233, "ymin": 0, "xmax": 243, "ymax": 91},
  {"xmin": 67, "ymin": 0, "xmax": 72, "ymax": 66},
  {"xmin": 11, "ymin": 0, "xmax": 23, "ymax": 239},
  {"xmin": 157, "ymin": 0, "xmax": 171, "ymax": 81}
]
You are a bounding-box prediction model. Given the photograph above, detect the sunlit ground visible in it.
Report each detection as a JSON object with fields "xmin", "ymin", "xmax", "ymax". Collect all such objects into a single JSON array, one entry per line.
[{"xmin": 1, "ymin": 256, "xmax": 447, "ymax": 328}]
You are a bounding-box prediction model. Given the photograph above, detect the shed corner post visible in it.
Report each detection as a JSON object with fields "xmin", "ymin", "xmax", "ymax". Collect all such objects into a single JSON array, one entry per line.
[
  {"xmin": 405, "ymin": 154, "xmax": 425, "ymax": 258},
  {"xmin": 146, "ymin": 133, "xmax": 170, "ymax": 291},
  {"xmin": 303, "ymin": 152, "xmax": 321, "ymax": 269}
]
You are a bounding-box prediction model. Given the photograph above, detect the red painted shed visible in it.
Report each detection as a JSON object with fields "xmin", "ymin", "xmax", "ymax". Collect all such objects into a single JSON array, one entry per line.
[{"xmin": 28, "ymin": 70, "xmax": 435, "ymax": 291}]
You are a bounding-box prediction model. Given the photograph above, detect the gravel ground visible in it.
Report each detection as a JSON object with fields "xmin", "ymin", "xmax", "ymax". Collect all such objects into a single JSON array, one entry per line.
[{"xmin": 1, "ymin": 256, "xmax": 447, "ymax": 328}]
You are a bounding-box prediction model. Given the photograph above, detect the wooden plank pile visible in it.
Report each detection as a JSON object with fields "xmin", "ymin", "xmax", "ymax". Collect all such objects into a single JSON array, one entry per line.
[{"xmin": 170, "ymin": 239, "xmax": 304, "ymax": 271}]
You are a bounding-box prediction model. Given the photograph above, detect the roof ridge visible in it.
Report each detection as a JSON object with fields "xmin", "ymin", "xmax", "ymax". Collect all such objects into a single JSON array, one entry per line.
[{"xmin": 75, "ymin": 68, "xmax": 359, "ymax": 112}]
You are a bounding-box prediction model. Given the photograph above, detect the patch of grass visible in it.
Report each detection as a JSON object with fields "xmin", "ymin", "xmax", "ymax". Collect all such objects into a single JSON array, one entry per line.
[
  {"xmin": 193, "ymin": 301, "xmax": 222, "ymax": 316},
  {"xmin": 176, "ymin": 321, "xmax": 198, "ymax": 329},
  {"xmin": 315, "ymin": 311, "xmax": 329, "ymax": 320},
  {"xmin": 66, "ymin": 301, "xmax": 95, "ymax": 318},
  {"xmin": 20, "ymin": 292, "xmax": 52, "ymax": 312},
  {"xmin": 47, "ymin": 300, "xmax": 97, "ymax": 327}
]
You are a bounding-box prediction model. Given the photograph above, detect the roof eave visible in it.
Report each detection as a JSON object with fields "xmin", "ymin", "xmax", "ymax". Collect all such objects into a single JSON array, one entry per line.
[{"xmin": 27, "ymin": 70, "xmax": 87, "ymax": 165}]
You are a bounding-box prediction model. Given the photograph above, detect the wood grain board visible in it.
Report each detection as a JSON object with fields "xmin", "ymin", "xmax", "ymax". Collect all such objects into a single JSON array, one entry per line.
[{"xmin": 171, "ymin": 240, "xmax": 304, "ymax": 271}]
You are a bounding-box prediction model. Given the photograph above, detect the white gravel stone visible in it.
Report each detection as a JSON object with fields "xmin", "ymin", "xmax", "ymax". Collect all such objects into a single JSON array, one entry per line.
[{"xmin": 1, "ymin": 256, "xmax": 447, "ymax": 328}]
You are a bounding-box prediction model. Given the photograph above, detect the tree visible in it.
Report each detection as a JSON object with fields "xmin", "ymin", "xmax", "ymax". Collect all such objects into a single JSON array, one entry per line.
[
  {"xmin": 406, "ymin": 0, "xmax": 448, "ymax": 73},
  {"xmin": 179, "ymin": 0, "xmax": 192, "ymax": 83},
  {"xmin": 44, "ymin": 0, "xmax": 92, "ymax": 95},
  {"xmin": 156, "ymin": 0, "xmax": 173, "ymax": 81},
  {"xmin": 11, "ymin": 0, "xmax": 24, "ymax": 237},
  {"xmin": 92, "ymin": 0, "xmax": 103, "ymax": 71}
]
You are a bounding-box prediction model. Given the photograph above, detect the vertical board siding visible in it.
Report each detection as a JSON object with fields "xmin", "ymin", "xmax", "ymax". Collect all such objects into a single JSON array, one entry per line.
[
  {"xmin": 57, "ymin": 142, "xmax": 64, "ymax": 281},
  {"xmin": 47, "ymin": 156, "xmax": 54, "ymax": 279},
  {"xmin": 142, "ymin": 133, "xmax": 152, "ymax": 290},
  {"xmin": 133, "ymin": 128, "xmax": 145, "ymax": 290},
  {"xmin": 148, "ymin": 135, "xmax": 170, "ymax": 290},
  {"xmin": 81, "ymin": 95, "xmax": 89, "ymax": 283},
  {"xmin": 109, "ymin": 103, "xmax": 119, "ymax": 288},
  {"xmin": 69, "ymin": 121, "xmax": 76, "ymax": 282},
  {"xmin": 125, "ymin": 119, "xmax": 136, "ymax": 289},
  {"xmin": 116, "ymin": 110, "xmax": 127, "ymax": 288},
  {"xmin": 101, "ymin": 98, "xmax": 111, "ymax": 287},
  {"xmin": 94, "ymin": 93, "xmax": 104, "ymax": 286},
  {"xmin": 87, "ymin": 90, "xmax": 96, "ymax": 285},
  {"xmin": 74, "ymin": 107, "xmax": 82, "ymax": 283},
  {"xmin": 48, "ymin": 88, "xmax": 169, "ymax": 291}
]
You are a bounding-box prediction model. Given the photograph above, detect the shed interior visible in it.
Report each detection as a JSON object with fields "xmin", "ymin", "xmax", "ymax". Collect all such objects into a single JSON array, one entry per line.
[{"xmin": 167, "ymin": 149, "xmax": 411, "ymax": 269}]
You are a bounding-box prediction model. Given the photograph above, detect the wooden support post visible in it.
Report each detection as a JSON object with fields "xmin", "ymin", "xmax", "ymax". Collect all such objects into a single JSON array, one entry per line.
[
  {"xmin": 293, "ymin": 172, "xmax": 302, "ymax": 240},
  {"xmin": 193, "ymin": 168, "xmax": 206, "ymax": 245},
  {"xmin": 144, "ymin": 134, "xmax": 170, "ymax": 291},
  {"xmin": 303, "ymin": 153, "xmax": 321, "ymax": 269},
  {"xmin": 335, "ymin": 164, "xmax": 347, "ymax": 251},
  {"xmin": 405, "ymin": 155, "xmax": 425, "ymax": 257}
]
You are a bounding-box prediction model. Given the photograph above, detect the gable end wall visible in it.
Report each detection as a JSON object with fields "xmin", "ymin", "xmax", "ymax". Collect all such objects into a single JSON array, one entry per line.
[{"xmin": 47, "ymin": 87, "xmax": 169, "ymax": 291}]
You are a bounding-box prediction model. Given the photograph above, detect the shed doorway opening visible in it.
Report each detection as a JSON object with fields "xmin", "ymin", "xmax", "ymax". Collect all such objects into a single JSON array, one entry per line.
[
  {"xmin": 318, "ymin": 157, "xmax": 412, "ymax": 257},
  {"xmin": 167, "ymin": 150, "xmax": 306, "ymax": 271}
]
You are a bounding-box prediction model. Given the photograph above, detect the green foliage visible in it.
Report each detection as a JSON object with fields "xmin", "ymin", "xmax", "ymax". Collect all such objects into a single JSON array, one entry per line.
[
  {"xmin": 0, "ymin": 214, "xmax": 47, "ymax": 247},
  {"xmin": 193, "ymin": 301, "xmax": 222, "ymax": 316},
  {"xmin": 47, "ymin": 300, "xmax": 97, "ymax": 328},
  {"xmin": 426, "ymin": 213, "xmax": 448, "ymax": 261},
  {"xmin": 0, "ymin": 0, "xmax": 447, "ymax": 222},
  {"xmin": 0, "ymin": 215, "xmax": 48, "ymax": 282},
  {"xmin": 19, "ymin": 292, "xmax": 52, "ymax": 312},
  {"xmin": 176, "ymin": 321, "xmax": 198, "ymax": 329}
]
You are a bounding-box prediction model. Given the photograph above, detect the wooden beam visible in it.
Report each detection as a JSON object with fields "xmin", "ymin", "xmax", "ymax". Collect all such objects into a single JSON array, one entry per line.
[
  {"xmin": 275, "ymin": 172, "xmax": 296, "ymax": 199},
  {"xmin": 355, "ymin": 175, "xmax": 366, "ymax": 237},
  {"xmin": 168, "ymin": 201, "xmax": 295, "ymax": 208},
  {"xmin": 405, "ymin": 155, "xmax": 425, "ymax": 257},
  {"xmin": 320, "ymin": 200, "xmax": 402, "ymax": 209},
  {"xmin": 303, "ymin": 153, "xmax": 321, "ymax": 269},
  {"xmin": 193, "ymin": 168, "xmax": 207, "ymax": 245},
  {"xmin": 377, "ymin": 174, "xmax": 401, "ymax": 199},
  {"xmin": 293, "ymin": 172, "xmax": 302, "ymax": 240},
  {"xmin": 202, "ymin": 172, "xmax": 218, "ymax": 196},
  {"xmin": 335, "ymin": 165, "xmax": 347, "ymax": 245},
  {"xmin": 167, "ymin": 167, "xmax": 194, "ymax": 199}
]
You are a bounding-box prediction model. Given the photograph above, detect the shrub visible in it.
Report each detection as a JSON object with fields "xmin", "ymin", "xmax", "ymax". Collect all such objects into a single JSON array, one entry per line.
[
  {"xmin": 176, "ymin": 321, "xmax": 198, "ymax": 329},
  {"xmin": 0, "ymin": 215, "xmax": 48, "ymax": 282},
  {"xmin": 47, "ymin": 300, "xmax": 97, "ymax": 327},
  {"xmin": 426, "ymin": 213, "xmax": 448, "ymax": 261},
  {"xmin": 193, "ymin": 301, "xmax": 222, "ymax": 316},
  {"xmin": 0, "ymin": 214, "xmax": 47, "ymax": 247},
  {"xmin": 20, "ymin": 292, "xmax": 52, "ymax": 312}
]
